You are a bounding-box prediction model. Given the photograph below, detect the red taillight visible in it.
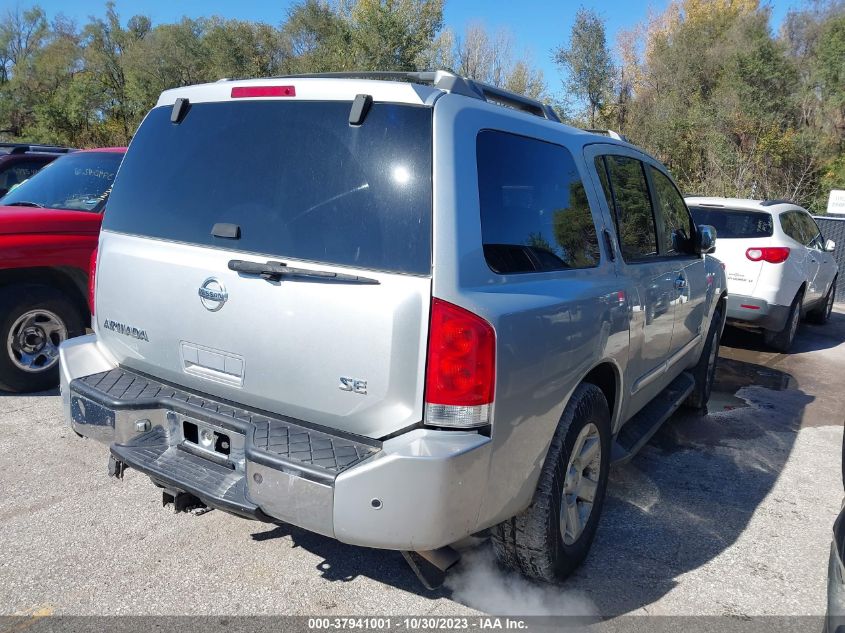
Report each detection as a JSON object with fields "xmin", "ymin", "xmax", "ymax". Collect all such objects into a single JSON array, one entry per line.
[
  {"xmin": 746, "ymin": 247, "xmax": 790, "ymax": 264},
  {"xmin": 424, "ymin": 299, "xmax": 495, "ymax": 428},
  {"xmin": 231, "ymin": 85, "xmax": 295, "ymax": 98},
  {"xmin": 88, "ymin": 247, "xmax": 97, "ymax": 315}
]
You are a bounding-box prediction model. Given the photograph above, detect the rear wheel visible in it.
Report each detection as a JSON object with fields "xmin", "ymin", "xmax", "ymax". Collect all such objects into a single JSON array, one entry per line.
[
  {"xmin": 0, "ymin": 285, "xmax": 84, "ymax": 393},
  {"xmin": 764, "ymin": 290, "xmax": 802, "ymax": 353},
  {"xmin": 491, "ymin": 383, "xmax": 611, "ymax": 582},
  {"xmin": 684, "ymin": 304, "xmax": 722, "ymax": 411},
  {"xmin": 807, "ymin": 277, "xmax": 836, "ymax": 325}
]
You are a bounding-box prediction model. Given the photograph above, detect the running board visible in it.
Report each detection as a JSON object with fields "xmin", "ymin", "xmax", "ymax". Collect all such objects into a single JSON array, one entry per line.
[{"xmin": 611, "ymin": 371, "xmax": 695, "ymax": 464}]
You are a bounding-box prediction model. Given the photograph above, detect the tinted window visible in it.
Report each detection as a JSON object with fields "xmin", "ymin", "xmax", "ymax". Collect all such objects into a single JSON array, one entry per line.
[
  {"xmin": 0, "ymin": 160, "xmax": 46, "ymax": 192},
  {"xmin": 597, "ymin": 155, "xmax": 658, "ymax": 261},
  {"xmin": 796, "ymin": 212, "xmax": 822, "ymax": 248},
  {"xmin": 0, "ymin": 152, "xmax": 121, "ymax": 212},
  {"xmin": 477, "ymin": 131, "xmax": 600, "ymax": 274},
  {"xmin": 780, "ymin": 212, "xmax": 806, "ymax": 244},
  {"xmin": 648, "ymin": 166, "xmax": 693, "ymax": 255},
  {"xmin": 104, "ymin": 101, "xmax": 432, "ymax": 275},
  {"xmin": 595, "ymin": 156, "xmax": 614, "ymax": 211},
  {"xmin": 689, "ymin": 207, "xmax": 773, "ymax": 238}
]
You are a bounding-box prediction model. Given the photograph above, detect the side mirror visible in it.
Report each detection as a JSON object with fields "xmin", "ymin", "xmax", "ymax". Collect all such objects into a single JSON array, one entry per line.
[
  {"xmin": 695, "ymin": 224, "xmax": 717, "ymax": 254},
  {"xmin": 825, "ymin": 239, "xmax": 836, "ymax": 252}
]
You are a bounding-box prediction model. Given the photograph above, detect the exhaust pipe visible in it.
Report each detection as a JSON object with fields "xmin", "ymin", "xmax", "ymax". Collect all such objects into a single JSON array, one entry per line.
[{"xmin": 401, "ymin": 546, "xmax": 460, "ymax": 590}]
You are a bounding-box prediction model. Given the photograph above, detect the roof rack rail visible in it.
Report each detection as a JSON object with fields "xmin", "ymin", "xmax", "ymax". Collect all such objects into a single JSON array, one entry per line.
[
  {"xmin": 760, "ymin": 199, "xmax": 796, "ymax": 207},
  {"xmin": 0, "ymin": 142, "xmax": 74, "ymax": 154},
  {"xmin": 584, "ymin": 129, "xmax": 627, "ymax": 142},
  {"xmin": 255, "ymin": 70, "xmax": 561, "ymax": 122}
]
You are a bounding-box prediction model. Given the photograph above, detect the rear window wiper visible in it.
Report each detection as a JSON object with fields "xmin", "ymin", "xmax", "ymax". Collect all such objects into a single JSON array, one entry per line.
[
  {"xmin": 5, "ymin": 201, "xmax": 44, "ymax": 208},
  {"xmin": 228, "ymin": 259, "xmax": 380, "ymax": 285}
]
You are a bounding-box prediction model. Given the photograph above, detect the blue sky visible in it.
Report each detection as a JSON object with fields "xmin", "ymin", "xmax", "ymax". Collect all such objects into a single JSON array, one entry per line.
[{"xmin": 26, "ymin": 0, "xmax": 806, "ymax": 86}]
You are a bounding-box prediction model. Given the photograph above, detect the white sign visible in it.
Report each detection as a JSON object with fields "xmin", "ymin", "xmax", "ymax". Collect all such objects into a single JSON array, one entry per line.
[{"xmin": 828, "ymin": 189, "xmax": 845, "ymax": 214}]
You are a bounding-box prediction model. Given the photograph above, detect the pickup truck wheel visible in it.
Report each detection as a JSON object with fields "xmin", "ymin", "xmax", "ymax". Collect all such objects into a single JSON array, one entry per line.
[
  {"xmin": 684, "ymin": 305, "xmax": 722, "ymax": 411},
  {"xmin": 0, "ymin": 285, "xmax": 84, "ymax": 393},
  {"xmin": 491, "ymin": 383, "xmax": 610, "ymax": 582},
  {"xmin": 764, "ymin": 290, "xmax": 802, "ymax": 353},
  {"xmin": 807, "ymin": 277, "xmax": 836, "ymax": 325}
]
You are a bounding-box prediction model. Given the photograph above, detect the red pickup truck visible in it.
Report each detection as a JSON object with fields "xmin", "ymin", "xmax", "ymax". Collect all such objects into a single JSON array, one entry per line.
[{"xmin": 0, "ymin": 147, "xmax": 125, "ymax": 392}]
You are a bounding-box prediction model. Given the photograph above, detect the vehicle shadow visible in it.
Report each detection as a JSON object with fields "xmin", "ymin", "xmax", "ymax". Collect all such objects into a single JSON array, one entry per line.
[
  {"xmin": 249, "ymin": 523, "xmax": 444, "ymax": 599},
  {"xmin": 562, "ymin": 356, "xmax": 811, "ymax": 616},
  {"xmin": 0, "ymin": 387, "xmax": 58, "ymax": 397},
  {"xmin": 721, "ymin": 309, "xmax": 845, "ymax": 354}
]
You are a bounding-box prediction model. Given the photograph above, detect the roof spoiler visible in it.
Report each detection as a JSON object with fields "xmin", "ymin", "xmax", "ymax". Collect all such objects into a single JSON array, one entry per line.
[{"xmin": 225, "ymin": 70, "xmax": 561, "ymax": 123}]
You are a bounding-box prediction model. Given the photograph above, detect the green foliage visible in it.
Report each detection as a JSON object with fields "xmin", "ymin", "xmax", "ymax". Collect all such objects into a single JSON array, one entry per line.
[
  {"xmin": 0, "ymin": 0, "xmax": 459, "ymax": 146},
  {"xmin": 597, "ymin": 0, "xmax": 845, "ymax": 213},
  {"xmin": 554, "ymin": 7, "xmax": 614, "ymax": 127}
]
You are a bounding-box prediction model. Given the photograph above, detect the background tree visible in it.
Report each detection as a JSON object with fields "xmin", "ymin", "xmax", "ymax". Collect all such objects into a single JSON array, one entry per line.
[
  {"xmin": 0, "ymin": 0, "xmax": 842, "ymax": 216},
  {"xmin": 427, "ymin": 22, "xmax": 548, "ymax": 100},
  {"xmin": 553, "ymin": 7, "xmax": 614, "ymax": 127}
]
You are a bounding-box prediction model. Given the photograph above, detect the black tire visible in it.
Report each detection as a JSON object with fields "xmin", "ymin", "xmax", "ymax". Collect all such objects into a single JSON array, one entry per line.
[
  {"xmin": 491, "ymin": 383, "xmax": 611, "ymax": 582},
  {"xmin": 807, "ymin": 277, "xmax": 837, "ymax": 325},
  {"xmin": 0, "ymin": 284, "xmax": 85, "ymax": 393},
  {"xmin": 684, "ymin": 304, "xmax": 722, "ymax": 411},
  {"xmin": 764, "ymin": 290, "xmax": 803, "ymax": 353}
]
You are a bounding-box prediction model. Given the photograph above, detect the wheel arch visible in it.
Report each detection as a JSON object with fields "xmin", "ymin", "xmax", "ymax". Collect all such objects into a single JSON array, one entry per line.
[
  {"xmin": 717, "ymin": 291, "xmax": 727, "ymax": 334},
  {"xmin": 0, "ymin": 267, "xmax": 89, "ymax": 323},
  {"xmin": 580, "ymin": 359, "xmax": 622, "ymax": 431}
]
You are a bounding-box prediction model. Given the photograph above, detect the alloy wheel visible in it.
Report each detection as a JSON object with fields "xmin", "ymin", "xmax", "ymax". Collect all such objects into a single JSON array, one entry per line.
[
  {"xmin": 560, "ymin": 422, "xmax": 602, "ymax": 545},
  {"xmin": 7, "ymin": 309, "xmax": 68, "ymax": 373}
]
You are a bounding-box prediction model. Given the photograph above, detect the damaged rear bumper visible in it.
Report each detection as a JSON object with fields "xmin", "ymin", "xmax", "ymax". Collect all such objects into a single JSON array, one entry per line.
[{"xmin": 60, "ymin": 334, "xmax": 492, "ymax": 551}]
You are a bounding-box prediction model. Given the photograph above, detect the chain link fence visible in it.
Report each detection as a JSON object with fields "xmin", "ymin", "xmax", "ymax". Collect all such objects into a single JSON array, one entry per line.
[{"xmin": 814, "ymin": 215, "xmax": 845, "ymax": 303}]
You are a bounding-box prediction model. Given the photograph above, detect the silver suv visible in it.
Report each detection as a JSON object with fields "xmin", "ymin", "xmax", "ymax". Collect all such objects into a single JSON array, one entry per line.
[{"xmin": 60, "ymin": 71, "xmax": 726, "ymax": 586}]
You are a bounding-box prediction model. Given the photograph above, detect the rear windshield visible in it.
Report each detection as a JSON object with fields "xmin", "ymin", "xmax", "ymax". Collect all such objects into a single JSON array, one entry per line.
[
  {"xmin": 689, "ymin": 206, "xmax": 773, "ymax": 239},
  {"xmin": 104, "ymin": 100, "xmax": 433, "ymax": 275},
  {"xmin": 1, "ymin": 152, "xmax": 122, "ymax": 212}
]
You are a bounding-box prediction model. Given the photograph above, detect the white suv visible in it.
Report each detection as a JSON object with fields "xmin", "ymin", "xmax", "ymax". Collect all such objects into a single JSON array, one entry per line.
[{"xmin": 687, "ymin": 197, "xmax": 838, "ymax": 351}]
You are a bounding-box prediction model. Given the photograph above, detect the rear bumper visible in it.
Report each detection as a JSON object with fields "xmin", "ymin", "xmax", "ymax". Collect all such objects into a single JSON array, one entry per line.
[
  {"xmin": 60, "ymin": 335, "xmax": 492, "ymax": 551},
  {"xmin": 725, "ymin": 294, "xmax": 791, "ymax": 332}
]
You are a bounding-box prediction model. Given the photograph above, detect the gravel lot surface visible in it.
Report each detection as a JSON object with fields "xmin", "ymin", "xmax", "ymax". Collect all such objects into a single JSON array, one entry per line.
[{"xmin": 1, "ymin": 310, "xmax": 844, "ymax": 619}]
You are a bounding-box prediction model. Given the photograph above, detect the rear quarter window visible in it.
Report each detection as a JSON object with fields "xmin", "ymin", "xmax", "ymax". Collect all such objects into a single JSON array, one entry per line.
[{"xmin": 476, "ymin": 130, "xmax": 600, "ymax": 274}]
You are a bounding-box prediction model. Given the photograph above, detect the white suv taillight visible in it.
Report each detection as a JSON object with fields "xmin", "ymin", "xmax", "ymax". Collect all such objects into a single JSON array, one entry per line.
[
  {"xmin": 424, "ymin": 298, "xmax": 495, "ymax": 429},
  {"xmin": 746, "ymin": 246, "xmax": 790, "ymax": 263}
]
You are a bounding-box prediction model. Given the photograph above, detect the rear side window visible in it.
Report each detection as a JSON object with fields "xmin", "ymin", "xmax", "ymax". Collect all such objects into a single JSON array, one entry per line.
[
  {"xmin": 796, "ymin": 212, "xmax": 823, "ymax": 248},
  {"xmin": 648, "ymin": 166, "xmax": 693, "ymax": 255},
  {"xmin": 780, "ymin": 212, "xmax": 805, "ymax": 244},
  {"xmin": 596, "ymin": 156, "xmax": 658, "ymax": 261},
  {"xmin": 689, "ymin": 207, "xmax": 773, "ymax": 238},
  {"xmin": 104, "ymin": 101, "xmax": 432, "ymax": 275},
  {"xmin": 477, "ymin": 131, "xmax": 600, "ymax": 274}
]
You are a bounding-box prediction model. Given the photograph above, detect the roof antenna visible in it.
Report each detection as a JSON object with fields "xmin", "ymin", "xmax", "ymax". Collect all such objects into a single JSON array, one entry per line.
[
  {"xmin": 171, "ymin": 98, "xmax": 190, "ymax": 124},
  {"xmin": 349, "ymin": 94, "xmax": 373, "ymax": 126}
]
